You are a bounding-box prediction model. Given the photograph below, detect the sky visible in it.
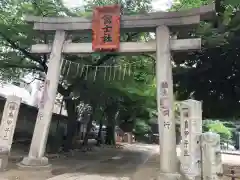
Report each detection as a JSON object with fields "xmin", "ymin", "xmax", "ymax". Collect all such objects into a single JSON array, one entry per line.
[{"xmin": 63, "ymin": 0, "xmax": 172, "ymax": 11}]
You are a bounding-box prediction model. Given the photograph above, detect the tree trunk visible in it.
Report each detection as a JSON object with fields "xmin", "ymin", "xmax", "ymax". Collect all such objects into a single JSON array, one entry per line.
[
  {"xmin": 97, "ymin": 118, "xmax": 103, "ymax": 146},
  {"xmin": 105, "ymin": 125, "xmax": 115, "ymax": 145},
  {"xmin": 63, "ymin": 98, "xmax": 78, "ymax": 152},
  {"xmin": 105, "ymin": 111, "xmax": 119, "ymax": 145},
  {"xmin": 82, "ymin": 116, "xmax": 93, "ymax": 146},
  {"xmin": 82, "ymin": 104, "xmax": 96, "ymax": 146}
]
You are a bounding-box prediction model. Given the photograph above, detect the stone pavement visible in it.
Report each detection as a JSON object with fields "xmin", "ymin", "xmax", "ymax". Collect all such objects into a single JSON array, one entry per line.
[
  {"xmin": 131, "ymin": 152, "xmax": 240, "ymax": 180},
  {"xmin": 0, "ymin": 143, "xmax": 157, "ymax": 180},
  {"xmin": 0, "ymin": 147, "xmax": 130, "ymax": 180},
  {"xmin": 46, "ymin": 145, "xmax": 240, "ymax": 180},
  {"xmin": 46, "ymin": 143, "xmax": 158, "ymax": 180},
  {"xmin": 1, "ymin": 144, "xmax": 239, "ymax": 180},
  {"xmin": 130, "ymin": 153, "xmax": 159, "ymax": 180}
]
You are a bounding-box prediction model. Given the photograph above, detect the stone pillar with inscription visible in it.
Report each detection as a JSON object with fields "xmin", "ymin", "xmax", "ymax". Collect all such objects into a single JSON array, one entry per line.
[
  {"xmin": 19, "ymin": 31, "xmax": 66, "ymax": 168},
  {"xmin": 201, "ymin": 132, "xmax": 222, "ymax": 180},
  {"xmin": 0, "ymin": 95, "xmax": 21, "ymax": 171},
  {"xmin": 0, "ymin": 95, "xmax": 21, "ymax": 150},
  {"xmin": 156, "ymin": 26, "xmax": 180, "ymax": 180},
  {"xmin": 180, "ymin": 100, "xmax": 202, "ymax": 180}
]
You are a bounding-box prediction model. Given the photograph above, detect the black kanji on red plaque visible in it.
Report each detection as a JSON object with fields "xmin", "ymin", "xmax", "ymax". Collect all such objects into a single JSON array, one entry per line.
[
  {"xmin": 101, "ymin": 14, "xmax": 113, "ymax": 43},
  {"xmin": 102, "ymin": 15, "xmax": 112, "ymax": 24},
  {"xmin": 102, "ymin": 34, "xmax": 112, "ymax": 42}
]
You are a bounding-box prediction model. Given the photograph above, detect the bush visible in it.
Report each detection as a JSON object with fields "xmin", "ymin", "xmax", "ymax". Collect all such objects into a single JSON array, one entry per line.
[
  {"xmin": 134, "ymin": 118, "xmax": 151, "ymax": 135},
  {"xmin": 203, "ymin": 120, "xmax": 232, "ymax": 143}
]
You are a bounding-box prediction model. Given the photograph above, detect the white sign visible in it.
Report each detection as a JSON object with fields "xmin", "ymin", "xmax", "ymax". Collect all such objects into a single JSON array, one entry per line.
[
  {"xmin": 0, "ymin": 95, "xmax": 21, "ymax": 150},
  {"xmin": 180, "ymin": 100, "xmax": 202, "ymax": 178},
  {"xmin": 180, "ymin": 104, "xmax": 191, "ymax": 167}
]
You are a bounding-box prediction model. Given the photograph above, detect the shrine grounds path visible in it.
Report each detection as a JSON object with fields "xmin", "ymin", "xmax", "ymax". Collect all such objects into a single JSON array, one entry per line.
[
  {"xmin": 0, "ymin": 143, "xmax": 158, "ymax": 180},
  {"xmin": 0, "ymin": 143, "xmax": 240, "ymax": 180}
]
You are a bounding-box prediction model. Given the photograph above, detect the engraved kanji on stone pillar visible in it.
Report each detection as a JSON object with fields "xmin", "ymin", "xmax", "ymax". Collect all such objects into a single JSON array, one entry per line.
[
  {"xmin": 0, "ymin": 95, "xmax": 21, "ymax": 151},
  {"xmin": 180, "ymin": 100, "xmax": 202, "ymax": 179}
]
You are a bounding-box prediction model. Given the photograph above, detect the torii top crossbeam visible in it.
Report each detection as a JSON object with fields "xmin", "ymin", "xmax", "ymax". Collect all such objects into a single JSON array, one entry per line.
[{"xmin": 25, "ymin": 4, "xmax": 215, "ymax": 32}]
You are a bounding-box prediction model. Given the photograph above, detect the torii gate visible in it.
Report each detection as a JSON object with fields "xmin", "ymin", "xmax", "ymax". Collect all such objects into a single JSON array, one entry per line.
[{"xmin": 19, "ymin": 4, "xmax": 215, "ymax": 179}]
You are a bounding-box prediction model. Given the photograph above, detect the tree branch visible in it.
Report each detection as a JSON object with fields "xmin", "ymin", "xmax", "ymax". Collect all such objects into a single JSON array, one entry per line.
[
  {"xmin": 140, "ymin": 53, "xmax": 155, "ymax": 61},
  {"xmin": 1, "ymin": 63, "xmax": 44, "ymax": 72},
  {"xmin": 25, "ymin": 77, "xmax": 44, "ymax": 84},
  {"xmin": 0, "ymin": 32, "xmax": 48, "ymax": 71}
]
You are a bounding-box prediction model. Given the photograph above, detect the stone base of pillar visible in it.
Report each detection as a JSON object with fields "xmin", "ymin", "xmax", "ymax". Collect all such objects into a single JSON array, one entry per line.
[
  {"xmin": 17, "ymin": 156, "xmax": 52, "ymax": 170},
  {"xmin": 157, "ymin": 172, "xmax": 181, "ymax": 180}
]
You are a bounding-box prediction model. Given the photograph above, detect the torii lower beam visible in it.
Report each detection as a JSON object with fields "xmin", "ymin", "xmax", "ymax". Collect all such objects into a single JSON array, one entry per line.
[{"xmin": 30, "ymin": 39, "xmax": 201, "ymax": 54}]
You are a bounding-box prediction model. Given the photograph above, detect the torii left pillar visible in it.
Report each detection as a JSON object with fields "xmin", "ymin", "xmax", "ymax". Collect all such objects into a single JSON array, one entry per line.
[{"xmin": 19, "ymin": 31, "xmax": 66, "ymax": 168}]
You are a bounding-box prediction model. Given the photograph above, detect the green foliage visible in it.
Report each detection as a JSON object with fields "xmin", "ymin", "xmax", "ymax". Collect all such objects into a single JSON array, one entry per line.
[
  {"xmin": 134, "ymin": 118, "xmax": 151, "ymax": 134},
  {"xmin": 222, "ymin": 121, "xmax": 237, "ymax": 129},
  {"xmin": 0, "ymin": 0, "xmax": 74, "ymax": 83},
  {"xmin": 84, "ymin": 0, "xmax": 152, "ymax": 14},
  {"xmin": 171, "ymin": 0, "xmax": 209, "ymax": 10},
  {"xmin": 171, "ymin": 0, "xmax": 240, "ymax": 118},
  {"xmin": 203, "ymin": 120, "xmax": 232, "ymax": 142}
]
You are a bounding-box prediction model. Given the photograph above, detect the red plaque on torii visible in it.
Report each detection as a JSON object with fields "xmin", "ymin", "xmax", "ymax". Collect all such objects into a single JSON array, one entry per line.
[{"xmin": 92, "ymin": 5, "xmax": 121, "ymax": 52}]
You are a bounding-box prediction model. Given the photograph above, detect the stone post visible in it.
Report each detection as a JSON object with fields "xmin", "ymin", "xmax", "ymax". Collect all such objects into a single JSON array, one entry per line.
[
  {"xmin": 201, "ymin": 132, "xmax": 222, "ymax": 180},
  {"xmin": 156, "ymin": 26, "xmax": 180, "ymax": 180},
  {"xmin": 214, "ymin": 134, "xmax": 223, "ymax": 176},
  {"xmin": 0, "ymin": 95, "xmax": 21, "ymax": 150},
  {"xmin": 19, "ymin": 30, "xmax": 66, "ymax": 168},
  {"xmin": 180, "ymin": 100, "xmax": 202, "ymax": 180}
]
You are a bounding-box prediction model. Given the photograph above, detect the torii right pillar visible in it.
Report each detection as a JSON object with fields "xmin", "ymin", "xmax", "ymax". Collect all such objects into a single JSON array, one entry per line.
[
  {"xmin": 155, "ymin": 26, "xmax": 201, "ymax": 180},
  {"xmin": 156, "ymin": 25, "xmax": 179, "ymax": 180}
]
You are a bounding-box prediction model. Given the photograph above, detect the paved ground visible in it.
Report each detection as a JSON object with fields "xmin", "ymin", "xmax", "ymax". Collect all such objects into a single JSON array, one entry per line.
[
  {"xmin": 46, "ymin": 144, "xmax": 158, "ymax": 180},
  {"xmin": 1, "ymin": 143, "xmax": 240, "ymax": 180},
  {"xmin": 0, "ymin": 143, "xmax": 158, "ymax": 180}
]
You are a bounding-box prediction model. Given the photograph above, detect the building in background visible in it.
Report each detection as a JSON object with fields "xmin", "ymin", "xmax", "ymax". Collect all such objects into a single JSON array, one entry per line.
[{"xmin": 0, "ymin": 79, "xmax": 67, "ymax": 116}]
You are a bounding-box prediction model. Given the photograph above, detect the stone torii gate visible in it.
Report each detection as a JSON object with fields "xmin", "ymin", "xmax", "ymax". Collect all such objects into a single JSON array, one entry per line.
[{"xmin": 19, "ymin": 4, "xmax": 215, "ymax": 179}]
